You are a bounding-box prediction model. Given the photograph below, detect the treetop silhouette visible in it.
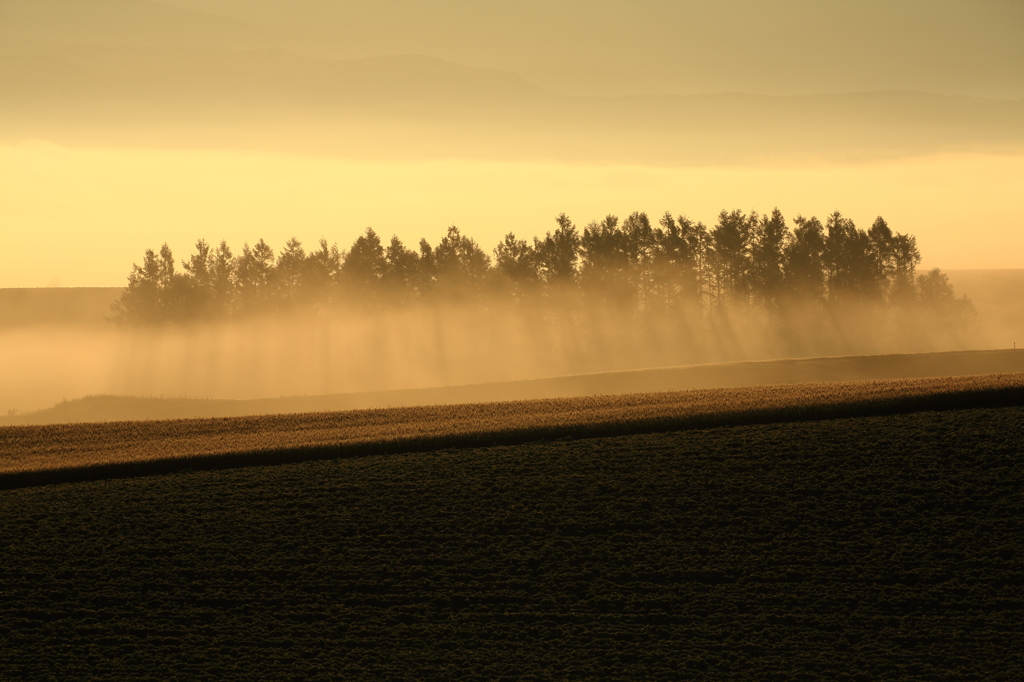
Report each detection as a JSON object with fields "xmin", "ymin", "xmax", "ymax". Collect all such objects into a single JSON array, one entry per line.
[{"xmin": 112, "ymin": 208, "xmax": 972, "ymax": 334}]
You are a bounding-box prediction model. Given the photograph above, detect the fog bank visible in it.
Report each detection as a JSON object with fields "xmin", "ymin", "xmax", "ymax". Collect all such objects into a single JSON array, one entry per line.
[{"xmin": 1, "ymin": 296, "xmax": 1008, "ymax": 416}]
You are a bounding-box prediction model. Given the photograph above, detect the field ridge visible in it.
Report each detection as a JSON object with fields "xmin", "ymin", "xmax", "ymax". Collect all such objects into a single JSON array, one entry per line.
[
  {"xmin": 4, "ymin": 348, "xmax": 1024, "ymax": 427},
  {"xmin": 3, "ymin": 372, "xmax": 1024, "ymax": 490}
]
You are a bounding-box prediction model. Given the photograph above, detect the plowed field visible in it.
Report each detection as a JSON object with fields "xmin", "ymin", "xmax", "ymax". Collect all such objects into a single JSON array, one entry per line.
[{"xmin": 2, "ymin": 406, "xmax": 1023, "ymax": 680}]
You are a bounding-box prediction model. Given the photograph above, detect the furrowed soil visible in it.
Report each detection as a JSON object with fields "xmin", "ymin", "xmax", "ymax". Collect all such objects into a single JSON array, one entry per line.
[
  {"xmin": 2, "ymin": 407, "xmax": 1022, "ymax": 680},
  {"xmin": 3, "ymin": 372, "xmax": 1024, "ymax": 489}
]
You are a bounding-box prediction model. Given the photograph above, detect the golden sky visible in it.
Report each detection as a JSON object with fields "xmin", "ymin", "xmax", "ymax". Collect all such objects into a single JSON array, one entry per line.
[
  {"xmin": 3, "ymin": 144, "xmax": 1022, "ymax": 287},
  {"xmin": 1, "ymin": 0, "xmax": 1022, "ymax": 286}
]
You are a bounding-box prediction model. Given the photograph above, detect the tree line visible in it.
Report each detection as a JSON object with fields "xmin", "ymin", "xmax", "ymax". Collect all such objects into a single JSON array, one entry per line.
[{"xmin": 112, "ymin": 208, "xmax": 973, "ymax": 327}]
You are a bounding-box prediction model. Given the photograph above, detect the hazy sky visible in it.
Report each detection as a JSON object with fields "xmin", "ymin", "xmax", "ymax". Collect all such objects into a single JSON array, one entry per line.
[
  {"xmin": 4, "ymin": 0, "xmax": 1023, "ymax": 97},
  {"xmin": 3, "ymin": 144, "xmax": 1022, "ymax": 288},
  {"xmin": 1, "ymin": 0, "xmax": 1022, "ymax": 287},
  {"xmin": 157, "ymin": 0, "xmax": 1024, "ymax": 98},
  {"xmin": 1, "ymin": 0, "xmax": 1022, "ymax": 413}
]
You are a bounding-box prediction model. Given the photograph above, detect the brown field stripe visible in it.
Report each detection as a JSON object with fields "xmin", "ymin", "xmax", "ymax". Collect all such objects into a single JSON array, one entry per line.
[{"xmin": 1, "ymin": 373, "xmax": 1023, "ymax": 490}]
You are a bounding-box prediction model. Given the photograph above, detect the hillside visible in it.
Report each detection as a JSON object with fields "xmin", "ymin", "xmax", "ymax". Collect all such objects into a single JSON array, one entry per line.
[
  {"xmin": 3, "ymin": 372, "xmax": 1023, "ymax": 490},
  {"xmin": 4, "ymin": 349, "xmax": 1023, "ymax": 426},
  {"xmin": 2, "ymin": 405, "xmax": 1022, "ymax": 679}
]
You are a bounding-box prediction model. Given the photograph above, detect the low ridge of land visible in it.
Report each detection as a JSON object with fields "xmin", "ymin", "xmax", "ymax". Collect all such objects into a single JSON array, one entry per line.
[
  {"xmin": 3, "ymin": 372, "xmax": 1023, "ymax": 490},
  {"xmin": 4, "ymin": 348, "xmax": 1024, "ymax": 427}
]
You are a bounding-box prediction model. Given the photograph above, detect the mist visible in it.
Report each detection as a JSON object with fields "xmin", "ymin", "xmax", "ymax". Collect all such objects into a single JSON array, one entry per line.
[
  {"xmin": 2, "ymin": 288, "xmax": 1011, "ymax": 417},
  {"xmin": 0, "ymin": 0, "xmax": 1020, "ymax": 417}
]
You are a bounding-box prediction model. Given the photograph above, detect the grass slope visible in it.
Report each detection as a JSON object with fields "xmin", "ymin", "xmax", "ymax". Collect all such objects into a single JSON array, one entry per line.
[
  {"xmin": 3, "ymin": 373, "xmax": 1024, "ymax": 490},
  {"xmin": 2, "ymin": 407, "xmax": 1022, "ymax": 680},
  {"xmin": 4, "ymin": 348, "xmax": 1024, "ymax": 426}
]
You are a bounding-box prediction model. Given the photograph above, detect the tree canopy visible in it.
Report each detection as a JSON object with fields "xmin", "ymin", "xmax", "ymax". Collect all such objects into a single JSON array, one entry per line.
[{"xmin": 112, "ymin": 208, "xmax": 973, "ymax": 335}]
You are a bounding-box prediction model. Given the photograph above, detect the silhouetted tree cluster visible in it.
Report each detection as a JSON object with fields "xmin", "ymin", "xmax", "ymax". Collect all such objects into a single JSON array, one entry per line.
[{"xmin": 112, "ymin": 209, "xmax": 973, "ymax": 329}]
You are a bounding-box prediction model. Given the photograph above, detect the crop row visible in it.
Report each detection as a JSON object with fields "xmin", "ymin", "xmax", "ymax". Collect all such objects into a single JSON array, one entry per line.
[{"xmin": 2, "ymin": 372, "xmax": 1024, "ymax": 489}]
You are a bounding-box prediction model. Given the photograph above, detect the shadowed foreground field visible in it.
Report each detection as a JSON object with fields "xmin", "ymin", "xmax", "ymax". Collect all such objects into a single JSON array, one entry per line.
[
  {"xmin": 2, "ymin": 406, "xmax": 1022, "ymax": 680},
  {"xmin": 3, "ymin": 372, "xmax": 1024, "ymax": 489}
]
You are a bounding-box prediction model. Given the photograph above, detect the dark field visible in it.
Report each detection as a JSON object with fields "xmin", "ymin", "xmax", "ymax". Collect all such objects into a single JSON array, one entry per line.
[{"xmin": 2, "ymin": 407, "xmax": 1023, "ymax": 680}]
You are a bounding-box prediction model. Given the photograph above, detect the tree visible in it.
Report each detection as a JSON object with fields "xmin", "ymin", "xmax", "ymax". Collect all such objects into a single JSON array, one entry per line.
[
  {"xmin": 709, "ymin": 209, "xmax": 753, "ymax": 306},
  {"xmin": 209, "ymin": 240, "xmax": 235, "ymax": 315},
  {"xmin": 748, "ymin": 209, "xmax": 788, "ymax": 309},
  {"xmin": 340, "ymin": 228, "xmax": 386, "ymax": 305},
  {"xmin": 890, "ymin": 231, "xmax": 921, "ymax": 304},
  {"xmin": 580, "ymin": 214, "xmax": 630, "ymax": 307},
  {"xmin": 493, "ymin": 232, "xmax": 538, "ymax": 300},
  {"xmin": 305, "ymin": 238, "xmax": 342, "ymax": 306},
  {"xmin": 621, "ymin": 211, "xmax": 657, "ymax": 310},
  {"xmin": 867, "ymin": 216, "xmax": 895, "ymax": 287},
  {"xmin": 111, "ymin": 247, "xmax": 162, "ymax": 324},
  {"xmin": 784, "ymin": 215, "xmax": 826, "ymax": 300},
  {"xmin": 417, "ymin": 238, "xmax": 437, "ymax": 297},
  {"xmin": 534, "ymin": 213, "xmax": 581, "ymax": 287},
  {"xmin": 866, "ymin": 217, "xmax": 921, "ymax": 306},
  {"xmin": 824, "ymin": 211, "xmax": 880, "ymax": 301},
  {"xmin": 234, "ymin": 239, "xmax": 275, "ymax": 313},
  {"xmin": 109, "ymin": 206, "xmax": 951, "ymax": 341},
  {"xmin": 181, "ymin": 238, "xmax": 222, "ymax": 317},
  {"xmin": 274, "ymin": 237, "xmax": 307, "ymax": 307},
  {"xmin": 381, "ymin": 235, "xmax": 421, "ymax": 303},
  {"xmin": 182, "ymin": 239, "xmax": 214, "ymax": 291},
  {"xmin": 111, "ymin": 243, "xmax": 192, "ymax": 323},
  {"xmin": 917, "ymin": 268, "xmax": 975, "ymax": 329},
  {"xmin": 653, "ymin": 213, "xmax": 707, "ymax": 310},
  {"xmin": 433, "ymin": 225, "xmax": 492, "ymax": 299}
]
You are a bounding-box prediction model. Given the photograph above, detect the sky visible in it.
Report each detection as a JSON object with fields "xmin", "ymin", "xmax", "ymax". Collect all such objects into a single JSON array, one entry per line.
[
  {"xmin": 3, "ymin": 145, "xmax": 1023, "ymax": 288},
  {"xmin": 0, "ymin": 0, "xmax": 1022, "ymax": 287},
  {"xmin": 150, "ymin": 0, "xmax": 1024, "ymax": 98}
]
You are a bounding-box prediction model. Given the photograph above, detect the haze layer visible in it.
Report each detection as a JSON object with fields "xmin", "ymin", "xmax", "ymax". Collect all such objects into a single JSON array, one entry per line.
[{"xmin": 0, "ymin": 0, "xmax": 1020, "ymax": 414}]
